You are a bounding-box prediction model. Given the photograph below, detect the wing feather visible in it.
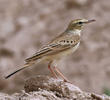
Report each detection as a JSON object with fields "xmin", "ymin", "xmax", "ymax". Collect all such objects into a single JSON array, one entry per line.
[{"xmin": 25, "ymin": 34, "xmax": 80, "ymax": 62}]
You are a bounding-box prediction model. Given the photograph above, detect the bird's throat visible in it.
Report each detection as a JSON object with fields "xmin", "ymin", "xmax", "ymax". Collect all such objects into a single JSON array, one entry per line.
[{"xmin": 67, "ymin": 29, "xmax": 81, "ymax": 36}]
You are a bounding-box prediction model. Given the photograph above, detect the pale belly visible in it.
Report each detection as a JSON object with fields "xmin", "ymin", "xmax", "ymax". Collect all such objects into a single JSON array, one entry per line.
[{"xmin": 44, "ymin": 42, "xmax": 80, "ymax": 61}]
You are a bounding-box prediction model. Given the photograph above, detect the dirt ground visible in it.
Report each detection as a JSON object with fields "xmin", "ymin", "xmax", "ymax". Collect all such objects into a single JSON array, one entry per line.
[{"xmin": 0, "ymin": 0, "xmax": 110, "ymax": 94}]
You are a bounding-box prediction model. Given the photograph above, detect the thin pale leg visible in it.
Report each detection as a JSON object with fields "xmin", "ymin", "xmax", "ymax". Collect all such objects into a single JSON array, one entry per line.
[
  {"xmin": 53, "ymin": 66, "xmax": 71, "ymax": 82},
  {"xmin": 48, "ymin": 61, "xmax": 58, "ymax": 78}
]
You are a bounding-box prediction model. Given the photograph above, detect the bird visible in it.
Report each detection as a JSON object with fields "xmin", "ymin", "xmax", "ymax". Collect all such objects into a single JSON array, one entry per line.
[{"xmin": 5, "ymin": 19, "xmax": 95, "ymax": 82}]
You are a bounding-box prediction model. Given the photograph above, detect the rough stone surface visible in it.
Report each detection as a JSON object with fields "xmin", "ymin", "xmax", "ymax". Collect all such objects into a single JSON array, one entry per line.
[
  {"xmin": 0, "ymin": 75, "xmax": 110, "ymax": 100},
  {"xmin": 24, "ymin": 75, "xmax": 82, "ymax": 98},
  {"xmin": 0, "ymin": 0, "xmax": 110, "ymax": 94}
]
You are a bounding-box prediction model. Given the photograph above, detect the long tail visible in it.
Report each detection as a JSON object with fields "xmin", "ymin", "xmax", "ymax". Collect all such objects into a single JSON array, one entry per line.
[{"xmin": 5, "ymin": 62, "xmax": 34, "ymax": 79}]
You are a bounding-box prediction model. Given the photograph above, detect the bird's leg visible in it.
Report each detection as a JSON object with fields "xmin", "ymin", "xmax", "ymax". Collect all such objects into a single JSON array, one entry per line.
[
  {"xmin": 48, "ymin": 61, "xmax": 58, "ymax": 78},
  {"xmin": 53, "ymin": 66, "xmax": 71, "ymax": 83}
]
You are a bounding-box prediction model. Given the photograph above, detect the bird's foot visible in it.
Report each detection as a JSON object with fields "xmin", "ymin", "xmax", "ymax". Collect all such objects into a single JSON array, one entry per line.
[{"xmin": 64, "ymin": 79, "xmax": 73, "ymax": 84}]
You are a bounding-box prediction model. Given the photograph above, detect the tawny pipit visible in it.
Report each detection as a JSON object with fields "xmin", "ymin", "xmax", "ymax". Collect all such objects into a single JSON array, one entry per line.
[{"xmin": 5, "ymin": 19, "xmax": 95, "ymax": 82}]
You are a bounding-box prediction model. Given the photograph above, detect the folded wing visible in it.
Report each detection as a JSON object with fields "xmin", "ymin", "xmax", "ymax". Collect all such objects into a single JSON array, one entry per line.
[{"xmin": 25, "ymin": 34, "xmax": 80, "ymax": 62}]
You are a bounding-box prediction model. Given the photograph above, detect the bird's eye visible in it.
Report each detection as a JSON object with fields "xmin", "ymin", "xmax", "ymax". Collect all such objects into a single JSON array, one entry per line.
[{"xmin": 78, "ymin": 22, "xmax": 83, "ymax": 24}]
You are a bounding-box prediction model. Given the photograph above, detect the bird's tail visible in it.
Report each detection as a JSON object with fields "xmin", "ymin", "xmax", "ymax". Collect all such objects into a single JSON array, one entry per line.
[{"xmin": 5, "ymin": 62, "xmax": 34, "ymax": 79}]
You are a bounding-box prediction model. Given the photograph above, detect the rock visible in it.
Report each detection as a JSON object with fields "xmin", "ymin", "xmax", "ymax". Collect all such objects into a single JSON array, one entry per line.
[
  {"xmin": 23, "ymin": 75, "xmax": 110, "ymax": 100},
  {"xmin": 24, "ymin": 75, "xmax": 82, "ymax": 99},
  {"xmin": 0, "ymin": 75, "xmax": 110, "ymax": 100}
]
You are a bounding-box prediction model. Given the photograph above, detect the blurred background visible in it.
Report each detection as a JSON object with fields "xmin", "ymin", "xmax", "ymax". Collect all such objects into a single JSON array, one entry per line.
[{"xmin": 0, "ymin": 0, "xmax": 110, "ymax": 94}]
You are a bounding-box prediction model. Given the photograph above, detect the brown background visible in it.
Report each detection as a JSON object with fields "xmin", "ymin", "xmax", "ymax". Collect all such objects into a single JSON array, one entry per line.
[{"xmin": 0, "ymin": 0, "xmax": 110, "ymax": 94}]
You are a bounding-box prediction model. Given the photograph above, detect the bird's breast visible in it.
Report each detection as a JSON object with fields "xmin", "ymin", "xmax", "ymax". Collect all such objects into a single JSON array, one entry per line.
[
  {"xmin": 63, "ymin": 42, "xmax": 80, "ymax": 55},
  {"xmin": 45, "ymin": 42, "xmax": 80, "ymax": 61}
]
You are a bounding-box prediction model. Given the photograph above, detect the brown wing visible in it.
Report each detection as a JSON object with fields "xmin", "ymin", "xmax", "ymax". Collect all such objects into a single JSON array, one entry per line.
[{"xmin": 25, "ymin": 33, "xmax": 80, "ymax": 62}]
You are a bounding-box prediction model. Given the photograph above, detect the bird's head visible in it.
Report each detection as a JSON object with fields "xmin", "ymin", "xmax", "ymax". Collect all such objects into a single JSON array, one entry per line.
[{"xmin": 67, "ymin": 19, "xmax": 95, "ymax": 31}]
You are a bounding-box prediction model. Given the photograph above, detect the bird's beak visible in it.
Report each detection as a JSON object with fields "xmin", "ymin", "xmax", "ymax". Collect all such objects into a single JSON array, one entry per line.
[{"xmin": 85, "ymin": 19, "xmax": 96, "ymax": 24}]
